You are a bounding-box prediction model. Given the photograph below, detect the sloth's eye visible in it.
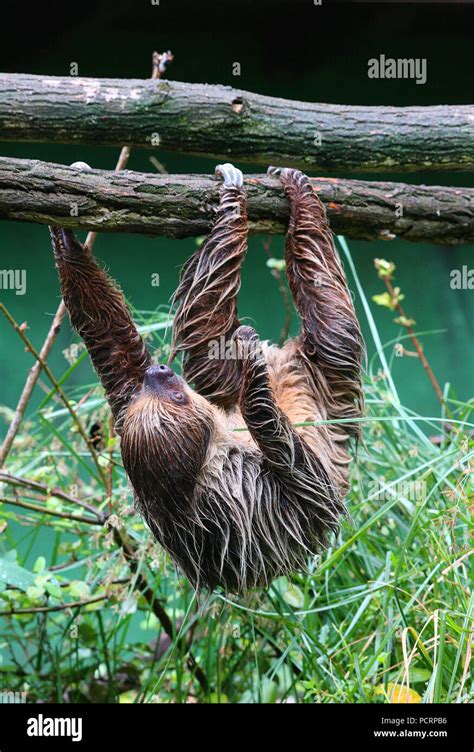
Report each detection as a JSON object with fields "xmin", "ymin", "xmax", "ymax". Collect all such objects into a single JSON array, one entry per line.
[{"xmin": 172, "ymin": 391, "xmax": 185, "ymax": 403}]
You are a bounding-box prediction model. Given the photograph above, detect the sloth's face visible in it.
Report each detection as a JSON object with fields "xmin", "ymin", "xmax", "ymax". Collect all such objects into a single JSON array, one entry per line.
[
  {"xmin": 120, "ymin": 364, "xmax": 213, "ymax": 503},
  {"xmin": 141, "ymin": 363, "xmax": 189, "ymax": 406}
]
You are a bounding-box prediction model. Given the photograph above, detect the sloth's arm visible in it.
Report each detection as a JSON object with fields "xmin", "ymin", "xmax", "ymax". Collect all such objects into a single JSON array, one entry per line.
[
  {"xmin": 170, "ymin": 164, "xmax": 248, "ymax": 411},
  {"xmin": 269, "ymin": 167, "xmax": 364, "ymax": 429},
  {"xmin": 236, "ymin": 326, "xmax": 305, "ymax": 468},
  {"xmin": 50, "ymin": 227, "xmax": 152, "ymax": 428},
  {"xmin": 237, "ymin": 326, "xmax": 333, "ymax": 482},
  {"xmin": 237, "ymin": 326, "xmax": 343, "ymax": 530}
]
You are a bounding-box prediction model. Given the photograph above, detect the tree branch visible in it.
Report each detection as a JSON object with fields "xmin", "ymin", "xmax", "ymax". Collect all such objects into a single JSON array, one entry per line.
[
  {"xmin": 0, "ymin": 593, "xmax": 110, "ymax": 617},
  {"xmin": 0, "ymin": 74, "xmax": 473, "ymax": 172},
  {"xmin": 0, "ymin": 157, "xmax": 472, "ymax": 244},
  {"xmin": 0, "ymin": 471, "xmax": 104, "ymax": 519},
  {"xmin": 0, "ymin": 496, "xmax": 103, "ymax": 526}
]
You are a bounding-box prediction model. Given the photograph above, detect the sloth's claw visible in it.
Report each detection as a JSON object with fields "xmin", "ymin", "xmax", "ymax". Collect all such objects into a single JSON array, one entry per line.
[
  {"xmin": 233, "ymin": 324, "xmax": 258, "ymax": 341},
  {"xmin": 267, "ymin": 165, "xmax": 281, "ymax": 177},
  {"xmin": 231, "ymin": 325, "xmax": 260, "ymax": 361},
  {"xmin": 267, "ymin": 165, "xmax": 296, "ymax": 181},
  {"xmin": 70, "ymin": 161, "xmax": 92, "ymax": 171},
  {"xmin": 215, "ymin": 163, "xmax": 243, "ymax": 189},
  {"xmin": 50, "ymin": 227, "xmax": 85, "ymax": 258}
]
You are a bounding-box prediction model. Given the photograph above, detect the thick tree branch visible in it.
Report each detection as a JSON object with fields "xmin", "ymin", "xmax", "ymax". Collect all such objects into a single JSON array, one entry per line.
[
  {"xmin": 0, "ymin": 157, "xmax": 472, "ymax": 244},
  {"xmin": 0, "ymin": 74, "xmax": 473, "ymax": 172}
]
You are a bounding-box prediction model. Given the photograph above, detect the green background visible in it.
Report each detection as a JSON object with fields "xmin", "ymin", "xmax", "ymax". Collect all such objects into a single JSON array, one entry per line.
[{"xmin": 1, "ymin": 0, "xmax": 473, "ymax": 434}]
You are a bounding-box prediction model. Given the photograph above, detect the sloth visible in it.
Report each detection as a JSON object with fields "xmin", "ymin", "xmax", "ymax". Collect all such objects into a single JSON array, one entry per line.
[{"xmin": 49, "ymin": 164, "xmax": 363, "ymax": 592}]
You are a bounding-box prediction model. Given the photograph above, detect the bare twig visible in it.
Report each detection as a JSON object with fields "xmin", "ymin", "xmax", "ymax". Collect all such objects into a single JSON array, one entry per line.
[
  {"xmin": 0, "ymin": 471, "xmax": 103, "ymax": 519},
  {"xmin": 0, "ymin": 303, "xmax": 107, "ymax": 483},
  {"xmin": 379, "ymin": 271, "xmax": 445, "ymax": 405},
  {"xmin": 0, "ymin": 593, "xmax": 110, "ymax": 617},
  {"xmin": 0, "ymin": 496, "xmax": 102, "ymax": 526},
  {"xmin": 261, "ymin": 239, "xmax": 292, "ymax": 344},
  {"xmin": 0, "ymin": 302, "xmax": 66, "ymax": 467}
]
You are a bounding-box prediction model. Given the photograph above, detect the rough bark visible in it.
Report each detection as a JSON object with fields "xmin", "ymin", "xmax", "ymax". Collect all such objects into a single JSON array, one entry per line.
[
  {"xmin": 0, "ymin": 74, "xmax": 473, "ymax": 172},
  {"xmin": 0, "ymin": 157, "xmax": 472, "ymax": 244}
]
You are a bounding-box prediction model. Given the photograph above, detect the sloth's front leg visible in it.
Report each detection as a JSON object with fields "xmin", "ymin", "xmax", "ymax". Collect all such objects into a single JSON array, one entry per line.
[
  {"xmin": 267, "ymin": 166, "xmax": 364, "ymax": 434},
  {"xmin": 235, "ymin": 325, "xmax": 309, "ymax": 470},
  {"xmin": 234, "ymin": 324, "xmax": 345, "ymax": 537},
  {"xmin": 50, "ymin": 227, "xmax": 152, "ymax": 429},
  {"xmin": 170, "ymin": 163, "xmax": 248, "ymax": 411}
]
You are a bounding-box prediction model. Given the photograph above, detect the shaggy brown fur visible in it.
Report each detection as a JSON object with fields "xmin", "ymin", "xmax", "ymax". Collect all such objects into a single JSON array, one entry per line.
[{"xmin": 50, "ymin": 164, "xmax": 363, "ymax": 592}]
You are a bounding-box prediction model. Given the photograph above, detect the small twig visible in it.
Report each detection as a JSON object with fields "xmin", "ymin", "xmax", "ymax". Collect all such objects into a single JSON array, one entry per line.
[
  {"xmin": 261, "ymin": 239, "xmax": 292, "ymax": 344},
  {"xmin": 149, "ymin": 155, "xmax": 168, "ymax": 174},
  {"xmin": 384, "ymin": 276, "xmax": 444, "ymax": 404},
  {"xmin": 0, "ymin": 301, "xmax": 66, "ymax": 467},
  {"xmin": 0, "ymin": 471, "xmax": 104, "ymax": 520},
  {"xmin": 0, "ymin": 303, "xmax": 107, "ymax": 483},
  {"xmin": 0, "ymin": 593, "xmax": 110, "ymax": 617},
  {"xmin": 0, "ymin": 496, "xmax": 102, "ymax": 526}
]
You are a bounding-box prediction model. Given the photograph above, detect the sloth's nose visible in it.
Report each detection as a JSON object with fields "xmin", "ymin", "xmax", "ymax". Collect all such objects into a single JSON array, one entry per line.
[{"xmin": 143, "ymin": 364, "xmax": 174, "ymax": 387}]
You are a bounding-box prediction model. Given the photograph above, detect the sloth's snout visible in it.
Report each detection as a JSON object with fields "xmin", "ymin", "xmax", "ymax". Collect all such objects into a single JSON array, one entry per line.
[
  {"xmin": 143, "ymin": 364, "xmax": 178, "ymax": 390},
  {"xmin": 149, "ymin": 364, "xmax": 173, "ymax": 379}
]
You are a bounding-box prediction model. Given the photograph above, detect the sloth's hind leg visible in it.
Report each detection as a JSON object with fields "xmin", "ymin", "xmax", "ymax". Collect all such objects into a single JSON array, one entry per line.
[{"xmin": 268, "ymin": 166, "xmax": 364, "ymax": 434}]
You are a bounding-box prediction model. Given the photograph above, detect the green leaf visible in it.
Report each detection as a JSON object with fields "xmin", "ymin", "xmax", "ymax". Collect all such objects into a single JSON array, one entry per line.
[
  {"xmin": 34, "ymin": 572, "xmax": 51, "ymax": 586},
  {"xmin": 266, "ymin": 258, "xmax": 286, "ymax": 272},
  {"xmin": 209, "ymin": 692, "xmax": 229, "ymax": 703},
  {"xmin": 33, "ymin": 556, "xmax": 46, "ymax": 573},
  {"xmin": 119, "ymin": 690, "xmax": 139, "ymax": 704},
  {"xmin": 372, "ymin": 292, "xmax": 393, "ymax": 309},
  {"xmin": 394, "ymin": 315, "xmax": 415, "ymax": 327},
  {"xmin": 45, "ymin": 582, "xmax": 63, "ymax": 600},
  {"xmin": 0, "ymin": 557, "xmax": 36, "ymax": 591},
  {"xmin": 283, "ymin": 583, "xmax": 305, "ymax": 609},
  {"xmin": 46, "ymin": 496, "xmax": 63, "ymax": 512},
  {"xmin": 374, "ymin": 258, "xmax": 396, "ymax": 279},
  {"xmin": 26, "ymin": 586, "xmax": 45, "ymax": 602},
  {"xmin": 68, "ymin": 580, "xmax": 91, "ymax": 600},
  {"xmin": 78, "ymin": 623, "xmax": 98, "ymax": 644},
  {"xmin": 409, "ymin": 667, "xmax": 432, "ymax": 683},
  {"xmin": 260, "ymin": 678, "xmax": 279, "ymax": 704}
]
